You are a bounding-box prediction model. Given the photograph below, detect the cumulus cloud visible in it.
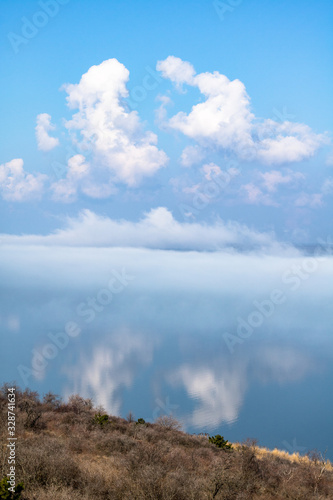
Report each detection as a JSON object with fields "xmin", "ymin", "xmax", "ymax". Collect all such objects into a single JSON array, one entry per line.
[
  {"xmin": 62, "ymin": 58, "xmax": 168, "ymax": 189},
  {"xmin": 0, "ymin": 158, "xmax": 47, "ymax": 201},
  {"xmin": 35, "ymin": 113, "xmax": 59, "ymax": 151},
  {"xmin": 156, "ymin": 56, "xmax": 196, "ymax": 86},
  {"xmin": 255, "ymin": 121, "xmax": 327, "ymax": 164},
  {"xmin": 157, "ymin": 56, "xmax": 328, "ymax": 165},
  {"xmin": 0, "ymin": 206, "xmax": 296, "ymax": 254},
  {"xmin": 51, "ymin": 154, "xmax": 116, "ymax": 202}
]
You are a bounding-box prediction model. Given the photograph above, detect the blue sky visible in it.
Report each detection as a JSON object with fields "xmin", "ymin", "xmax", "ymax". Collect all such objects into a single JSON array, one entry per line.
[{"xmin": 0, "ymin": 0, "xmax": 332, "ymax": 244}]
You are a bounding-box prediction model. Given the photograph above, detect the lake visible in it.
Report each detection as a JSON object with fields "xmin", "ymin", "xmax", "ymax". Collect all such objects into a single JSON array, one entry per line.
[{"xmin": 1, "ymin": 245, "xmax": 332, "ymax": 459}]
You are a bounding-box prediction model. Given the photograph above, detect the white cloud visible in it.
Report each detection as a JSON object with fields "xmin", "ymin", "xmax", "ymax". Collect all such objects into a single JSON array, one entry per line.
[
  {"xmin": 321, "ymin": 177, "xmax": 333, "ymax": 195},
  {"xmin": 50, "ymin": 154, "xmax": 116, "ymax": 202},
  {"xmin": 255, "ymin": 121, "xmax": 327, "ymax": 164},
  {"xmin": 63, "ymin": 58, "xmax": 168, "ymax": 189},
  {"xmin": 241, "ymin": 183, "xmax": 278, "ymax": 206},
  {"xmin": 157, "ymin": 56, "xmax": 328, "ymax": 165},
  {"xmin": 202, "ymin": 162, "xmax": 223, "ymax": 181},
  {"xmin": 293, "ymin": 177, "xmax": 333, "ymax": 209},
  {"xmin": 155, "ymin": 94, "xmax": 173, "ymax": 124},
  {"xmin": 325, "ymin": 151, "xmax": 333, "ymax": 166},
  {"xmin": 259, "ymin": 169, "xmax": 305, "ymax": 192},
  {"xmin": 51, "ymin": 154, "xmax": 89, "ymax": 202},
  {"xmin": 35, "ymin": 113, "xmax": 59, "ymax": 151},
  {"xmin": 0, "ymin": 206, "xmax": 296, "ymax": 254},
  {"xmin": 0, "ymin": 158, "xmax": 47, "ymax": 201},
  {"xmin": 294, "ymin": 192, "xmax": 323, "ymax": 208},
  {"xmin": 156, "ymin": 56, "xmax": 196, "ymax": 86},
  {"xmin": 181, "ymin": 162, "xmax": 239, "ymax": 201},
  {"xmin": 180, "ymin": 145, "xmax": 205, "ymax": 167}
]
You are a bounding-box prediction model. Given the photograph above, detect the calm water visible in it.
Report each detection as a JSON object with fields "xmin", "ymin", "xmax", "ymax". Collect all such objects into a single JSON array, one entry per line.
[{"xmin": 1, "ymin": 246, "xmax": 332, "ymax": 458}]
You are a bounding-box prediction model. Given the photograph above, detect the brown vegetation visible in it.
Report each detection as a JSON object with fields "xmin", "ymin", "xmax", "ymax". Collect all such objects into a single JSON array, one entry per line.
[{"xmin": 1, "ymin": 384, "xmax": 332, "ymax": 499}]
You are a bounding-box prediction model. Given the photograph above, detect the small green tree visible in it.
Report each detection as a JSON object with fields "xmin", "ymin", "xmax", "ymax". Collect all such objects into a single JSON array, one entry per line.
[
  {"xmin": 0, "ymin": 476, "xmax": 24, "ymax": 499},
  {"xmin": 136, "ymin": 418, "xmax": 146, "ymax": 425},
  {"xmin": 209, "ymin": 434, "xmax": 233, "ymax": 450},
  {"xmin": 94, "ymin": 413, "xmax": 109, "ymax": 427}
]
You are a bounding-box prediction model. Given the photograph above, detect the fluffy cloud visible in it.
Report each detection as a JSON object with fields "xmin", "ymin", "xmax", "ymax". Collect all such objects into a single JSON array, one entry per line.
[
  {"xmin": 51, "ymin": 154, "xmax": 116, "ymax": 202},
  {"xmin": 62, "ymin": 58, "xmax": 168, "ymax": 189},
  {"xmin": 255, "ymin": 121, "xmax": 327, "ymax": 164},
  {"xmin": 156, "ymin": 56, "xmax": 196, "ymax": 86},
  {"xmin": 35, "ymin": 113, "xmax": 59, "ymax": 151},
  {"xmin": 0, "ymin": 206, "xmax": 296, "ymax": 254},
  {"xmin": 157, "ymin": 56, "xmax": 328, "ymax": 165},
  {"xmin": 0, "ymin": 158, "xmax": 47, "ymax": 201}
]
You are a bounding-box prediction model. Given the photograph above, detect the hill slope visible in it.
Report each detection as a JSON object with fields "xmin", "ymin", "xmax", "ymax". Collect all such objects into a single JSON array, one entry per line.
[{"xmin": 1, "ymin": 386, "xmax": 332, "ymax": 499}]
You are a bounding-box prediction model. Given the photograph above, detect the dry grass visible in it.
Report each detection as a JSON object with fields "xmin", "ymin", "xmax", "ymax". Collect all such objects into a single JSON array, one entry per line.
[
  {"xmin": 233, "ymin": 442, "xmax": 333, "ymax": 471},
  {"xmin": 1, "ymin": 385, "xmax": 332, "ymax": 499}
]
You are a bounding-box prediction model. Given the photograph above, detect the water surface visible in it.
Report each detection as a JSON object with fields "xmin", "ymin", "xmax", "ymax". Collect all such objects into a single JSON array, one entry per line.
[{"xmin": 1, "ymin": 245, "xmax": 332, "ymax": 458}]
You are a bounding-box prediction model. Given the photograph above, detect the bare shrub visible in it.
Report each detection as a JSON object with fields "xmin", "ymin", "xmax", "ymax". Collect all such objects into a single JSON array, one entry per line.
[
  {"xmin": 42, "ymin": 391, "xmax": 62, "ymax": 410},
  {"xmin": 154, "ymin": 414, "xmax": 182, "ymax": 431},
  {"xmin": 17, "ymin": 389, "xmax": 44, "ymax": 430},
  {"xmin": 17, "ymin": 435, "xmax": 82, "ymax": 488},
  {"xmin": 95, "ymin": 431, "xmax": 138, "ymax": 456},
  {"xmin": 126, "ymin": 411, "xmax": 135, "ymax": 423},
  {"xmin": 67, "ymin": 394, "xmax": 93, "ymax": 415}
]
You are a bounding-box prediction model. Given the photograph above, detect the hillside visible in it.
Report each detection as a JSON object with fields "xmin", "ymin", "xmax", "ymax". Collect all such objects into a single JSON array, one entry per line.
[{"xmin": 1, "ymin": 385, "xmax": 332, "ymax": 499}]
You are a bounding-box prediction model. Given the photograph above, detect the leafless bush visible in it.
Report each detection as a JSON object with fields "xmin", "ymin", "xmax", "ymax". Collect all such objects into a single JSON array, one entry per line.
[
  {"xmin": 67, "ymin": 394, "xmax": 93, "ymax": 414},
  {"xmin": 42, "ymin": 391, "xmax": 62, "ymax": 410},
  {"xmin": 16, "ymin": 435, "xmax": 82, "ymax": 488},
  {"xmin": 95, "ymin": 431, "xmax": 138, "ymax": 456},
  {"xmin": 154, "ymin": 414, "xmax": 183, "ymax": 431}
]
